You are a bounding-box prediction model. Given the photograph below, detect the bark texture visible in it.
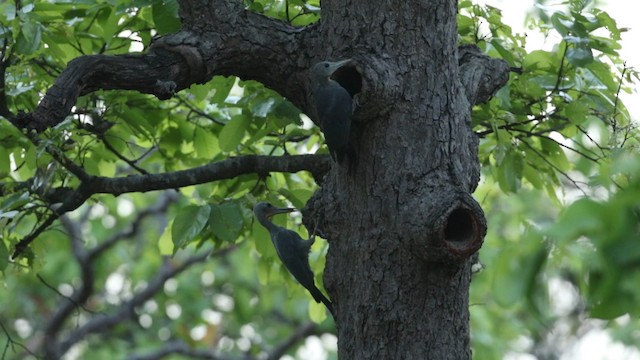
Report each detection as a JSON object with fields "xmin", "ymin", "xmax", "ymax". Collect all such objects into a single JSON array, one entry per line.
[{"xmin": 303, "ymin": 1, "xmax": 505, "ymax": 359}]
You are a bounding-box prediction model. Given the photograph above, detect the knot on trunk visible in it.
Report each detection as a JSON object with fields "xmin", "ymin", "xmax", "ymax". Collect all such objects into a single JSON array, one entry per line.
[
  {"xmin": 416, "ymin": 189, "xmax": 486, "ymax": 264},
  {"xmin": 458, "ymin": 44, "xmax": 510, "ymax": 106}
]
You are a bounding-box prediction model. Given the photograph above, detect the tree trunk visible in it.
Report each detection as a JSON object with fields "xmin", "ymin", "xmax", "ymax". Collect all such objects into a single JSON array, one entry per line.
[{"xmin": 304, "ymin": 1, "xmax": 492, "ymax": 358}]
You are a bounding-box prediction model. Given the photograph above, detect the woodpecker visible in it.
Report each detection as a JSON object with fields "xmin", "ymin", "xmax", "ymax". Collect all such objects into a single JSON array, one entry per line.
[
  {"xmin": 311, "ymin": 59, "xmax": 354, "ymax": 164},
  {"xmin": 253, "ymin": 202, "xmax": 333, "ymax": 315}
]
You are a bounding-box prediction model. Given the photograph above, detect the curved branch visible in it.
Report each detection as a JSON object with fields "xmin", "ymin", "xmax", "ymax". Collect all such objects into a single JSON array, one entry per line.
[
  {"xmin": 9, "ymin": 0, "xmax": 319, "ymax": 134},
  {"xmin": 12, "ymin": 154, "xmax": 329, "ymax": 258},
  {"xmin": 40, "ymin": 194, "xmax": 177, "ymax": 358},
  {"xmin": 11, "ymin": 47, "xmax": 204, "ymax": 132}
]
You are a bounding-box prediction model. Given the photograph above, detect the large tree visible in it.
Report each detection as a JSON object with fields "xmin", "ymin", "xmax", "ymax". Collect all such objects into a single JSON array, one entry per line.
[{"xmin": 1, "ymin": 0, "xmax": 639, "ymax": 359}]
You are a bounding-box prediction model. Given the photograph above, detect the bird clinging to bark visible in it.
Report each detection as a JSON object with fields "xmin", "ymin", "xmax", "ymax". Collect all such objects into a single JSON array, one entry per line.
[
  {"xmin": 253, "ymin": 202, "xmax": 333, "ymax": 316},
  {"xmin": 311, "ymin": 59, "xmax": 354, "ymax": 165}
]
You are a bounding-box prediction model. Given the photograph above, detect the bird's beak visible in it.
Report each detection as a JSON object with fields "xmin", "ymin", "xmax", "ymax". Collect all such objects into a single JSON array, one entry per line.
[
  {"xmin": 268, "ymin": 206, "xmax": 296, "ymax": 218},
  {"xmin": 329, "ymin": 59, "xmax": 353, "ymax": 74}
]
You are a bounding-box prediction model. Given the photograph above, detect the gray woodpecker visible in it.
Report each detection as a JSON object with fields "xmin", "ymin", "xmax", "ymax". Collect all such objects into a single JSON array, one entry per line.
[
  {"xmin": 311, "ymin": 59, "xmax": 354, "ymax": 164},
  {"xmin": 253, "ymin": 202, "xmax": 334, "ymax": 316}
]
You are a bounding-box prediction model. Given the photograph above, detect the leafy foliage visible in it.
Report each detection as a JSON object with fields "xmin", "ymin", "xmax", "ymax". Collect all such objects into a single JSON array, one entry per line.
[{"xmin": 459, "ymin": 0, "xmax": 640, "ymax": 357}]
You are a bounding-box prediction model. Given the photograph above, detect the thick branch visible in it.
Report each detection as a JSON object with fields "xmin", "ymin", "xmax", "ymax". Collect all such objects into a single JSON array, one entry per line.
[
  {"xmin": 9, "ymin": 0, "xmax": 318, "ymax": 134},
  {"xmin": 12, "ymin": 44, "xmax": 205, "ymax": 132}
]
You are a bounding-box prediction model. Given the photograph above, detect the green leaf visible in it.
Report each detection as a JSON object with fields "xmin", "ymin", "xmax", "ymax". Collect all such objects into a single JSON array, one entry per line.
[
  {"xmin": 15, "ymin": 19, "xmax": 42, "ymax": 55},
  {"xmin": 496, "ymin": 151, "xmax": 522, "ymax": 193},
  {"xmin": 152, "ymin": 0, "xmax": 181, "ymax": 35},
  {"xmin": 219, "ymin": 114, "xmax": 250, "ymax": 152},
  {"xmin": 0, "ymin": 240, "xmax": 8, "ymax": 272},
  {"xmin": 172, "ymin": 205, "xmax": 211, "ymax": 250},
  {"xmin": 210, "ymin": 76, "xmax": 236, "ymax": 103},
  {"xmin": 567, "ymin": 45, "xmax": 593, "ymax": 67},
  {"xmin": 548, "ymin": 198, "xmax": 604, "ymax": 241},
  {"xmin": 309, "ymin": 299, "xmax": 328, "ymax": 323},
  {"xmin": 251, "ymin": 97, "xmax": 276, "ymax": 118},
  {"xmin": 0, "ymin": 146, "xmax": 10, "ymax": 176},
  {"xmin": 278, "ymin": 188, "xmax": 313, "ymax": 209},
  {"xmin": 158, "ymin": 220, "xmax": 173, "ymax": 255},
  {"xmin": 194, "ymin": 127, "xmax": 219, "ymax": 159},
  {"xmin": 209, "ymin": 202, "xmax": 245, "ymax": 243},
  {"xmin": 522, "ymin": 163, "xmax": 543, "ymax": 189},
  {"xmin": 523, "ymin": 50, "xmax": 554, "ymax": 71},
  {"xmin": 492, "ymin": 238, "xmax": 546, "ymax": 307},
  {"xmin": 564, "ymin": 101, "xmax": 589, "ymax": 126}
]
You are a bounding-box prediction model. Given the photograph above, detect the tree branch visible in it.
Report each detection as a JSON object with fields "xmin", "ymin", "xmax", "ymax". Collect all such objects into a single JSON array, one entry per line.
[
  {"xmin": 11, "ymin": 154, "xmax": 330, "ymax": 258},
  {"xmin": 10, "ymin": 47, "xmax": 204, "ymax": 132},
  {"xmin": 0, "ymin": 319, "xmax": 38, "ymax": 360},
  {"xmin": 266, "ymin": 322, "xmax": 322, "ymax": 360},
  {"xmin": 90, "ymin": 154, "xmax": 330, "ymax": 196},
  {"xmin": 7, "ymin": 0, "xmax": 319, "ymax": 134},
  {"xmin": 40, "ymin": 193, "xmax": 177, "ymax": 358},
  {"xmin": 127, "ymin": 340, "xmax": 250, "ymax": 360},
  {"xmin": 57, "ymin": 247, "xmax": 236, "ymax": 357}
]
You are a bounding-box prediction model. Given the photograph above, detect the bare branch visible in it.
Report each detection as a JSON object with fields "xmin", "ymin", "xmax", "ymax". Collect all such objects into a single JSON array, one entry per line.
[
  {"xmin": 41, "ymin": 214, "xmax": 95, "ymax": 358},
  {"xmin": 266, "ymin": 322, "xmax": 322, "ymax": 360},
  {"xmin": 10, "ymin": 48, "xmax": 205, "ymax": 132},
  {"xmin": 0, "ymin": 319, "xmax": 38, "ymax": 360},
  {"xmin": 99, "ymin": 135, "xmax": 150, "ymax": 175},
  {"xmin": 57, "ymin": 247, "xmax": 236, "ymax": 356},
  {"xmin": 38, "ymin": 193, "xmax": 177, "ymax": 359},
  {"xmin": 87, "ymin": 191, "xmax": 178, "ymax": 260},
  {"xmin": 12, "ymin": 183, "xmax": 93, "ymax": 258},
  {"xmin": 127, "ymin": 340, "xmax": 250, "ymax": 360}
]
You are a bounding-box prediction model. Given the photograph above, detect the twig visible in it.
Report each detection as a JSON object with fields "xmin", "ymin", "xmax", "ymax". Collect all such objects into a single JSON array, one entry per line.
[
  {"xmin": 0, "ymin": 319, "xmax": 38, "ymax": 360},
  {"xmin": 57, "ymin": 247, "xmax": 236, "ymax": 356},
  {"xmin": 519, "ymin": 138, "xmax": 588, "ymax": 196}
]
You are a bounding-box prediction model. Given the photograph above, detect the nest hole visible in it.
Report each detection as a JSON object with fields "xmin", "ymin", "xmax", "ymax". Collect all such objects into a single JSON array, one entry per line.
[
  {"xmin": 444, "ymin": 208, "xmax": 475, "ymax": 245},
  {"xmin": 332, "ymin": 65, "xmax": 362, "ymax": 98}
]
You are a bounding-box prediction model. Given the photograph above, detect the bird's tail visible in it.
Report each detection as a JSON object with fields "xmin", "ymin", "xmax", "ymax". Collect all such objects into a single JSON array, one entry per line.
[{"xmin": 309, "ymin": 285, "xmax": 334, "ymax": 317}]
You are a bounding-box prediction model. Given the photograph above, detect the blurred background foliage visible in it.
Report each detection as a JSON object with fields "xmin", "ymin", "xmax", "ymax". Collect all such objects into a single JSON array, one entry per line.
[{"xmin": 0, "ymin": 0, "xmax": 638, "ymax": 359}]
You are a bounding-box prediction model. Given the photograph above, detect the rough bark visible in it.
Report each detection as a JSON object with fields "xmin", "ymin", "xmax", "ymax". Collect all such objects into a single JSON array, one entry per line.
[
  {"xmin": 302, "ymin": 1, "xmax": 506, "ymax": 359},
  {"xmin": 6, "ymin": 0, "xmax": 509, "ymax": 357}
]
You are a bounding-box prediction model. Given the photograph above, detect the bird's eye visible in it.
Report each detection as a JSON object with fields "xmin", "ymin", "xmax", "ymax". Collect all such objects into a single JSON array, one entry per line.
[{"xmin": 324, "ymin": 63, "xmax": 329, "ymax": 68}]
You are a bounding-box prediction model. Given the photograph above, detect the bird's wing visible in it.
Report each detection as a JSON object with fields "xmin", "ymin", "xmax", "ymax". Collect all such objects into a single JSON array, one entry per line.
[
  {"xmin": 314, "ymin": 83, "xmax": 352, "ymax": 161},
  {"xmin": 314, "ymin": 83, "xmax": 352, "ymax": 129},
  {"xmin": 273, "ymin": 229, "xmax": 316, "ymax": 288}
]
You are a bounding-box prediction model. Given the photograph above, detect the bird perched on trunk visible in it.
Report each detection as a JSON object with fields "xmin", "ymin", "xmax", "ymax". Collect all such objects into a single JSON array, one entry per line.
[
  {"xmin": 253, "ymin": 202, "xmax": 333, "ymax": 316},
  {"xmin": 311, "ymin": 59, "xmax": 354, "ymax": 164}
]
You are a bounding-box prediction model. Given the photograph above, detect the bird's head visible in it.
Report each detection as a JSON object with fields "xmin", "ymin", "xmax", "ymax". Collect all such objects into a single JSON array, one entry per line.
[
  {"xmin": 311, "ymin": 59, "xmax": 353, "ymax": 84},
  {"xmin": 253, "ymin": 202, "xmax": 296, "ymax": 220}
]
